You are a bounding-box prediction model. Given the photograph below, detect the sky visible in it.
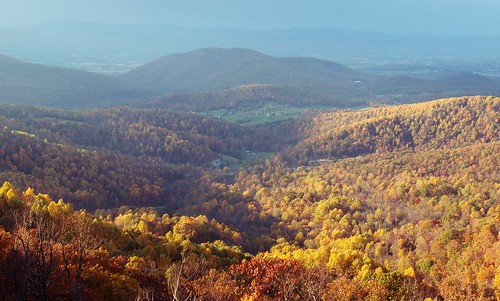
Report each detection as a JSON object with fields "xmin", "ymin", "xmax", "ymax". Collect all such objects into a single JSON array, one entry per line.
[{"xmin": 0, "ymin": 0, "xmax": 499, "ymax": 36}]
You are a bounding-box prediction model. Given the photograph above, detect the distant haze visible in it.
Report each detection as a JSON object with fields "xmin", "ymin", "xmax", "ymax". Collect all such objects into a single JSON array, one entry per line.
[{"xmin": 1, "ymin": 0, "xmax": 500, "ymax": 36}]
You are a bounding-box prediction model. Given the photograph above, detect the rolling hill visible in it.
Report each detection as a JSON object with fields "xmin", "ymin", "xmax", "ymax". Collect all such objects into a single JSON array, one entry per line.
[
  {"xmin": 370, "ymin": 72, "xmax": 500, "ymax": 103},
  {"xmin": 144, "ymin": 84, "xmax": 367, "ymax": 111},
  {"xmin": 0, "ymin": 54, "xmax": 155, "ymax": 108}
]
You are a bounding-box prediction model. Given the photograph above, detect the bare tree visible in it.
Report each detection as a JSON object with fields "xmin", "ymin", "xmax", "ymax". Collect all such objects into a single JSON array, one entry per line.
[
  {"xmin": 166, "ymin": 251, "xmax": 187, "ymax": 301},
  {"xmin": 60, "ymin": 211, "xmax": 101, "ymax": 301},
  {"xmin": 300, "ymin": 266, "xmax": 332, "ymax": 301},
  {"xmin": 13, "ymin": 209, "xmax": 60, "ymax": 301}
]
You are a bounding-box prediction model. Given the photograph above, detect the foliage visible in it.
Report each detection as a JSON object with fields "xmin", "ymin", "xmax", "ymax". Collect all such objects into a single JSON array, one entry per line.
[{"xmin": 0, "ymin": 95, "xmax": 498, "ymax": 300}]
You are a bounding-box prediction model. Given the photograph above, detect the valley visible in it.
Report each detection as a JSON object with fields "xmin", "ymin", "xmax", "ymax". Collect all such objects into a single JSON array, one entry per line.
[
  {"xmin": 0, "ymin": 94, "xmax": 498, "ymax": 300},
  {"xmin": 0, "ymin": 30, "xmax": 499, "ymax": 300}
]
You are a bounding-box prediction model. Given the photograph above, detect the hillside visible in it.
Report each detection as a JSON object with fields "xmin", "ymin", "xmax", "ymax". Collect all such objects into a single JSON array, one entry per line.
[
  {"xmin": 283, "ymin": 96, "xmax": 499, "ymax": 162},
  {"xmin": 1, "ymin": 49, "xmax": 500, "ymax": 112},
  {"xmin": 0, "ymin": 54, "xmax": 155, "ymax": 108},
  {"xmin": 119, "ymin": 47, "xmax": 371, "ymax": 94},
  {"xmin": 0, "ymin": 105, "xmax": 280, "ymax": 209},
  {"xmin": 371, "ymin": 72, "xmax": 500, "ymax": 103},
  {"xmin": 145, "ymin": 84, "xmax": 366, "ymax": 111},
  {"xmin": 123, "ymin": 48, "xmax": 500, "ymax": 113},
  {"xmin": 0, "ymin": 96, "xmax": 498, "ymax": 300}
]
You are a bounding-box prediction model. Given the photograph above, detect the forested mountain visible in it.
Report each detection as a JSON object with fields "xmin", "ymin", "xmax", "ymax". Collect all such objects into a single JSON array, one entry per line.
[
  {"xmin": 284, "ymin": 95, "xmax": 499, "ymax": 162},
  {"xmin": 144, "ymin": 84, "xmax": 364, "ymax": 111},
  {"xmin": 0, "ymin": 105, "xmax": 280, "ymax": 209},
  {"xmin": 119, "ymin": 47, "xmax": 370, "ymax": 94},
  {"xmin": 0, "ymin": 95, "xmax": 498, "ymax": 300},
  {"xmin": 125, "ymin": 48, "xmax": 500, "ymax": 111},
  {"xmin": 2, "ymin": 49, "xmax": 500, "ymax": 111},
  {"xmin": 0, "ymin": 54, "xmax": 154, "ymax": 108}
]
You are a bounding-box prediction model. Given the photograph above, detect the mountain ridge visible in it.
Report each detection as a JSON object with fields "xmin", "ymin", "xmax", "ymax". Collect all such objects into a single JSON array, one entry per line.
[
  {"xmin": 119, "ymin": 47, "xmax": 370, "ymax": 94},
  {"xmin": 283, "ymin": 95, "xmax": 500, "ymax": 162},
  {"xmin": 0, "ymin": 53, "xmax": 155, "ymax": 108},
  {"xmin": 2, "ymin": 21, "xmax": 500, "ymax": 63},
  {"xmin": 2, "ymin": 49, "xmax": 500, "ymax": 111},
  {"xmin": 124, "ymin": 48, "xmax": 500, "ymax": 111}
]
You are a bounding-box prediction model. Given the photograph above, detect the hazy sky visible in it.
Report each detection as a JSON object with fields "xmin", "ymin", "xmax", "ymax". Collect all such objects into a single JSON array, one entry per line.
[{"xmin": 1, "ymin": 0, "xmax": 499, "ymax": 36}]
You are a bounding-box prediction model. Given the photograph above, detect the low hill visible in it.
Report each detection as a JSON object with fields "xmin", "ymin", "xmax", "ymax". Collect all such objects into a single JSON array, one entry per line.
[
  {"xmin": 0, "ymin": 49, "xmax": 374, "ymax": 110},
  {"xmin": 144, "ymin": 84, "xmax": 367, "ymax": 111},
  {"xmin": 119, "ymin": 47, "xmax": 372, "ymax": 94},
  {"xmin": 2, "ymin": 49, "xmax": 500, "ymax": 111},
  {"xmin": 0, "ymin": 54, "xmax": 155, "ymax": 108}
]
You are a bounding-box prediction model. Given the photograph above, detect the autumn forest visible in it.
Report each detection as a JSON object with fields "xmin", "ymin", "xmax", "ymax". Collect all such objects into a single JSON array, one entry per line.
[{"xmin": 0, "ymin": 94, "xmax": 496, "ymax": 300}]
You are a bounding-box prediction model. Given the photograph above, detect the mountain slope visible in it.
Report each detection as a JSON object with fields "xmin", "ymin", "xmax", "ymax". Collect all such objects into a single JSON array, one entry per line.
[
  {"xmin": 2, "ymin": 48, "xmax": 500, "ymax": 112},
  {"xmin": 283, "ymin": 95, "xmax": 500, "ymax": 162},
  {"xmin": 123, "ymin": 48, "xmax": 500, "ymax": 112},
  {"xmin": 0, "ymin": 54, "xmax": 155, "ymax": 108},
  {"xmin": 0, "ymin": 104, "xmax": 281, "ymax": 209},
  {"xmin": 119, "ymin": 47, "xmax": 372, "ymax": 94},
  {"xmin": 0, "ymin": 54, "xmax": 18, "ymax": 62},
  {"xmin": 145, "ymin": 84, "xmax": 366, "ymax": 111},
  {"xmin": 0, "ymin": 95, "xmax": 498, "ymax": 300}
]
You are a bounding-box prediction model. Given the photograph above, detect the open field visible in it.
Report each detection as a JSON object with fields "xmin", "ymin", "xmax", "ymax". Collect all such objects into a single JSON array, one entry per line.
[{"xmin": 206, "ymin": 101, "xmax": 337, "ymax": 126}]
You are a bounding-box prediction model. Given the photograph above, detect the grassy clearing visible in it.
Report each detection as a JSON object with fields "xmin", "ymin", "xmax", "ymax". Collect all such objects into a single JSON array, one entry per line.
[
  {"xmin": 216, "ymin": 152, "xmax": 275, "ymax": 171},
  {"xmin": 205, "ymin": 101, "xmax": 335, "ymax": 126}
]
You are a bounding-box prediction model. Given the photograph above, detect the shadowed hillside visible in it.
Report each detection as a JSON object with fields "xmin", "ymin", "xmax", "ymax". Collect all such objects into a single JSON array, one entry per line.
[
  {"xmin": 0, "ymin": 54, "xmax": 155, "ymax": 108},
  {"xmin": 119, "ymin": 47, "xmax": 371, "ymax": 94},
  {"xmin": 123, "ymin": 48, "xmax": 500, "ymax": 112},
  {"xmin": 0, "ymin": 104, "xmax": 281, "ymax": 209},
  {"xmin": 145, "ymin": 84, "xmax": 367, "ymax": 111},
  {"xmin": 0, "ymin": 96, "xmax": 498, "ymax": 300},
  {"xmin": 2, "ymin": 49, "xmax": 500, "ymax": 112}
]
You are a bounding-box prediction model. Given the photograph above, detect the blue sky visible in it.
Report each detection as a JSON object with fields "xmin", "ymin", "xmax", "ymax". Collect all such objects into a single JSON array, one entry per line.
[{"xmin": 0, "ymin": 0, "xmax": 499, "ymax": 36}]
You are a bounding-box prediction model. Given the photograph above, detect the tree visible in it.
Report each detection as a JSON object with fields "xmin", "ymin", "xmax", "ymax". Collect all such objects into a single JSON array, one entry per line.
[
  {"xmin": 60, "ymin": 211, "xmax": 101, "ymax": 301},
  {"xmin": 12, "ymin": 201, "xmax": 61, "ymax": 301}
]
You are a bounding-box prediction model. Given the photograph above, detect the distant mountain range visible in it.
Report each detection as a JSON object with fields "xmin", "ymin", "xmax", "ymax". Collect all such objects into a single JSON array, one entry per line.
[
  {"xmin": 2, "ymin": 21, "xmax": 500, "ymax": 65},
  {"xmin": 0, "ymin": 54, "xmax": 18, "ymax": 62},
  {"xmin": 1, "ymin": 47, "xmax": 500, "ymax": 110},
  {"xmin": 0, "ymin": 53, "xmax": 153, "ymax": 108},
  {"xmin": 119, "ymin": 48, "xmax": 371, "ymax": 93},
  {"xmin": 121, "ymin": 48, "xmax": 500, "ymax": 111}
]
